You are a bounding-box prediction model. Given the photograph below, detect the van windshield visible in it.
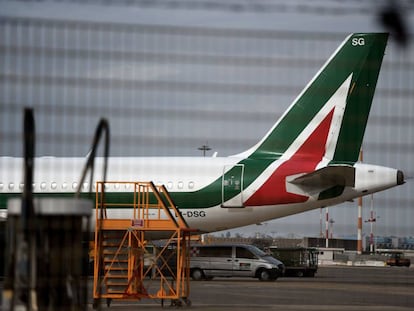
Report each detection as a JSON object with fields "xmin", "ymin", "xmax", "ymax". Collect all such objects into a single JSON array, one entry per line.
[{"xmin": 246, "ymin": 245, "xmax": 267, "ymax": 257}]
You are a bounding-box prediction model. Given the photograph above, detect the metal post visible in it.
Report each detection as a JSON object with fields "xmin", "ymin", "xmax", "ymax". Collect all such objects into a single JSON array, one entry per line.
[
  {"xmin": 357, "ymin": 198, "xmax": 363, "ymax": 254},
  {"xmin": 319, "ymin": 208, "xmax": 323, "ymax": 238},
  {"xmin": 325, "ymin": 208, "xmax": 329, "ymax": 248},
  {"xmin": 357, "ymin": 150, "xmax": 363, "ymax": 254},
  {"xmin": 369, "ymin": 194, "xmax": 376, "ymax": 253},
  {"xmin": 329, "ymin": 218, "xmax": 335, "ymax": 239}
]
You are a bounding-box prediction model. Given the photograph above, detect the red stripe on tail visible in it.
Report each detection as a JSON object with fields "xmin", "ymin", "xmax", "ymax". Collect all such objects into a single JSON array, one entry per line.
[{"xmin": 245, "ymin": 108, "xmax": 335, "ymax": 206}]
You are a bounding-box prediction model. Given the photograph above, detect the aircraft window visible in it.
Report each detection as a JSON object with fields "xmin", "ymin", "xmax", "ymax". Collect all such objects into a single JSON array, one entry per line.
[
  {"xmin": 124, "ymin": 184, "xmax": 131, "ymax": 190},
  {"xmin": 19, "ymin": 183, "xmax": 24, "ymax": 190},
  {"xmin": 114, "ymin": 183, "xmax": 120, "ymax": 190},
  {"xmin": 178, "ymin": 181, "xmax": 184, "ymax": 189},
  {"xmin": 72, "ymin": 182, "xmax": 78, "ymax": 190},
  {"xmin": 167, "ymin": 181, "xmax": 173, "ymax": 189},
  {"xmin": 40, "ymin": 182, "xmax": 47, "ymax": 190},
  {"xmin": 82, "ymin": 182, "xmax": 89, "ymax": 190},
  {"xmin": 0, "ymin": 183, "xmax": 3, "ymax": 190},
  {"xmin": 104, "ymin": 184, "xmax": 110, "ymax": 190},
  {"xmin": 9, "ymin": 183, "xmax": 14, "ymax": 190},
  {"xmin": 188, "ymin": 181, "xmax": 194, "ymax": 189},
  {"xmin": 32, "ymin": 183, "xmax": 36, "ymax": 189},
  {"xmin": 62, "ymin": 182, "xmax": 67, "ymax": 189},
  {"xmin": 51, "ymin": 182, "xmax": 57, "ymax": 190}
]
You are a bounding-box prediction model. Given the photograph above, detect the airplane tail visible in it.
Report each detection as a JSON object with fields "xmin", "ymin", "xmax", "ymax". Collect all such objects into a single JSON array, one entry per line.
[{"xmin": 240, "ymin": 33, "xmax": 388, "ymax": 165}]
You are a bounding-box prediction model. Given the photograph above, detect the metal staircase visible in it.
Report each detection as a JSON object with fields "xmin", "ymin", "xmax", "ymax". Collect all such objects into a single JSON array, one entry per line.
[
  {"xmin": 92, "ymin": 181, "xmax": 194, "ymax": 308},
  {"xmin": 101, "ymin": 230, "xmax": 130, "ymax": 295}
]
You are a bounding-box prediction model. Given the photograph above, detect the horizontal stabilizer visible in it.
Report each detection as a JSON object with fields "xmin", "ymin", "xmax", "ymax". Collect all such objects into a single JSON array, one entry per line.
[{"xmin": 289, "ymin": 165, "xmax": 355, "ymax": 188}]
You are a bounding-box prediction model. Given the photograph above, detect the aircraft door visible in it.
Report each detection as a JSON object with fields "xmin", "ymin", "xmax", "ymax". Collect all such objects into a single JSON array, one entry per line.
[{"xmin": 221, "ymin": 164, "xmax": 244, "ymax": 208}]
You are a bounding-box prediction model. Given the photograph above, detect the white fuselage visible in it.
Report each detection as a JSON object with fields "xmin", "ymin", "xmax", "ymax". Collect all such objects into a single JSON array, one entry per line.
[{"xmin": 0, "ymin": 156, "xmax": 402, "ymax": 233}]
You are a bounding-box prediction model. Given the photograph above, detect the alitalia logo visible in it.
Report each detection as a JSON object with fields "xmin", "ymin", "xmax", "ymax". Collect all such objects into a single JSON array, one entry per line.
[{"xmin": 242, "ymin": 74, "xmax": 353, "ymax": 206}]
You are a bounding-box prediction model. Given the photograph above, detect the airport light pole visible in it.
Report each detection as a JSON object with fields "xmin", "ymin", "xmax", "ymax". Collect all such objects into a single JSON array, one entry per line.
[
  {"xmin": 329, "ymin": 218, "xmax": 335, "ymax": 239},
  {"xmin": 357, "ymin": 149, "xmax": 363, "ymax": 254},
  {"xmin": 198, "ymin": 142, "xmax": 211, "ymax": 157},
  {"xmin": 365, "ymin": 194, "xmax": 377, "ymax": 253},
  {"xmin": 320, "ymin": 207, "xmax": 324, "ymax": 238},
  {"xmin": 325, "ymin": 207, "xmax": 329, "ymax": 248}
]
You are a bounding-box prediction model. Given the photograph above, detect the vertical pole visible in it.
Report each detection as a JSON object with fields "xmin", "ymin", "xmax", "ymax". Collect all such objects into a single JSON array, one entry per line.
[
  {"xmin": 330, "ymin": 219, "xmax": 334, "ymax": 239},
  {"xmin": 325, "ymin": 208, "xmax": 329, "ymax": 248},
  {"xmin": 23, "ymin": 108, "xmax": 36, "ymax": 311},
  {"xmin": 357, "ymin": 197, "xmax": 363, "ymax": 254},
  {"xmin": 374, "ymin": 206, "xmax": 378, "ymax": 253},
  {"xmin": 319, "ymin": 208, "xmax": 323, "ymax": 238},
  {"xmin": 370, "ymin": 194, "xmax": 374, "ymax": 253},
  {"xmin": 357, "ymin": 150, "xmax": 363, "ymax": 254}
]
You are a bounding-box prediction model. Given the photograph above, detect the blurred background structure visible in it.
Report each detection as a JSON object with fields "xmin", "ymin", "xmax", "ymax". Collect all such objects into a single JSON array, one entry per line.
[{"xmin": 1, "ymin": 0, "xmax": 413, "ymax": 238}]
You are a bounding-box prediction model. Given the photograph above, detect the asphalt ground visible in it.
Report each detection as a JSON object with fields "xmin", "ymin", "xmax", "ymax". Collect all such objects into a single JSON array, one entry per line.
[{"xmin": 87, "ymin": 266, "xmax": 414, "ymax": 311}]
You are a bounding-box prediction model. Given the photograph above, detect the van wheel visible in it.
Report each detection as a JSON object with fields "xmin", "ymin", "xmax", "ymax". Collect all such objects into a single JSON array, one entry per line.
[
  {"xmin": 191, "ymin": 268, "xmax": 205, "ymax": 281},
  {"xmin": 258, "ymin": 269, "xmax": 274, "ymax": 281},
  {"xmin": 296, "ymin": 271, "xmax": 304, "ymax": 277}
]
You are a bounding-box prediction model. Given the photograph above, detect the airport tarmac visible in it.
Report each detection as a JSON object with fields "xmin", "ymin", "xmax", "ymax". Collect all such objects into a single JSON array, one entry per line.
[{"xmin": 87, "ymin": 266, "xmax": 414, "ymax": 311}]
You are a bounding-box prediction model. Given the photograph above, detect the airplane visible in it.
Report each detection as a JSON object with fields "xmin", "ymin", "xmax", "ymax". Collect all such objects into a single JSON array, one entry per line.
[{"xmin": 0, "ymin": 33, "xmax": 406, "ymax": 234}]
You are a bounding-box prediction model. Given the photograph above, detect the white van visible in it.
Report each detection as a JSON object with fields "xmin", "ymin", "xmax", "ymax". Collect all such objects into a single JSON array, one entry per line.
[{"xmin": 190, "ymin": 244, "xmax": 284, "ymax": 281}]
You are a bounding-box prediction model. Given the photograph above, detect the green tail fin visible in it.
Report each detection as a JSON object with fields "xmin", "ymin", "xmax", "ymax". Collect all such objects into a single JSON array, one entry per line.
[{"xmin": 245, "ymin": 33, "xmax": 388, "ymax": 164}]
